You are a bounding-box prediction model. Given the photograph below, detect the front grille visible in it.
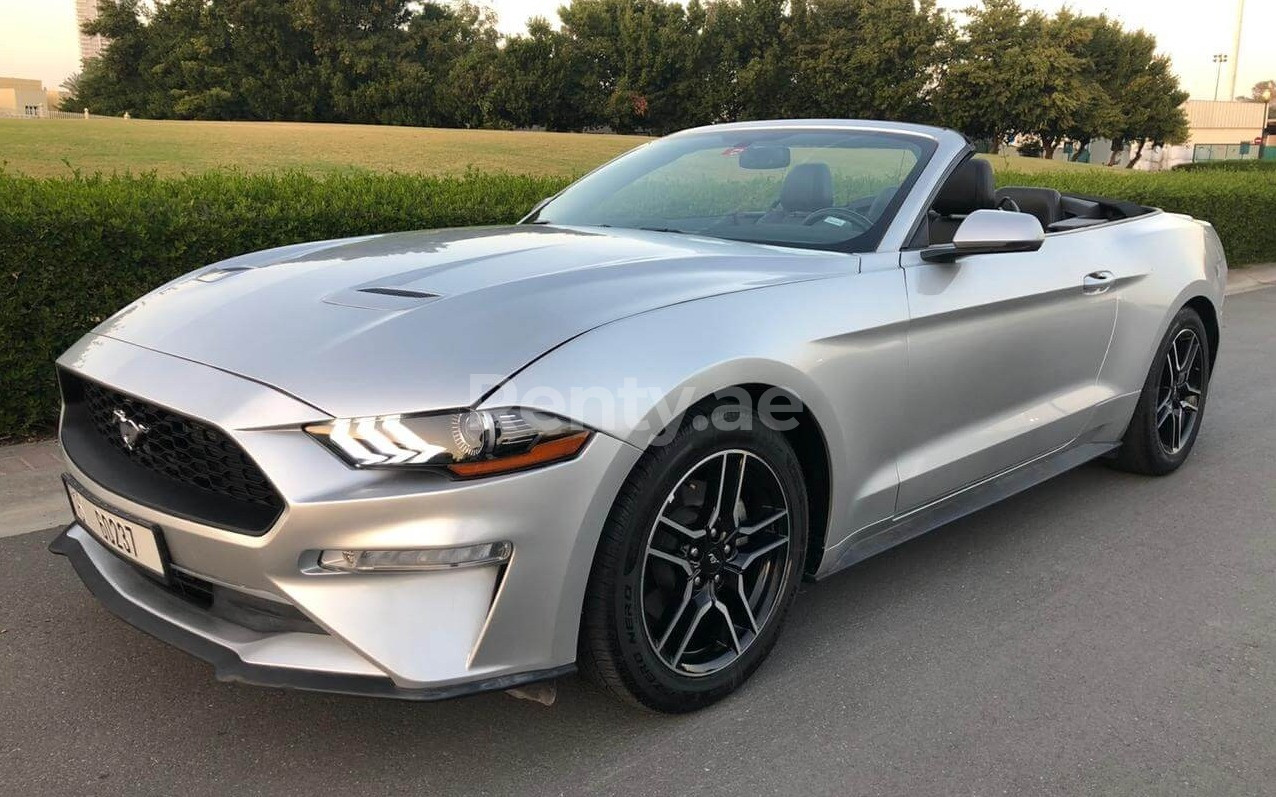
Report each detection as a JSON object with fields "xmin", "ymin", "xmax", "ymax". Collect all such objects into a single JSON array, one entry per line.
[
  {"xmin": 171, "ymin": 570, "xmax": 216, "ymax": 608},
  {"xmin": 81, "ymin": 379, "xmax": 280, "ymax": 509},
  {"xmin": 60, "ymin": 371, "xmax": 284, "ymax": 534}
]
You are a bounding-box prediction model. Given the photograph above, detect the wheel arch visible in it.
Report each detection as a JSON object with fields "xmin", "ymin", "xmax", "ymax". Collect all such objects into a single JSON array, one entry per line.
[
  {"xmin": 1184, "ymin": 295, "xmax": 1221, "ymax": 368},
  {"xmin": 648, "ymin": 382, "xmax": 835, "ymax": 579},
  {"xmin": 733, "ymin": 384, "xmax": 832, "ymax": 579}
]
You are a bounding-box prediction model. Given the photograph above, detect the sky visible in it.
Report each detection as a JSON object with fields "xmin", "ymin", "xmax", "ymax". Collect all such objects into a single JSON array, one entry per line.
[{"xmin": 1, "ymin": 0, "xmax": 1272, "ymax": 102}]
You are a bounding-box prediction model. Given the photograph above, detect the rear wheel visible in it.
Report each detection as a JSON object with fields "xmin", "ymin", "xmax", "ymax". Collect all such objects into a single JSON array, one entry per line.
[
  {"xmin": 1112, "ymin": 307, "xmax": 1211, "ymax": 475},
  {"xmin": 578, "ymin": 405, "xmax": 808, "ymax": 712}
]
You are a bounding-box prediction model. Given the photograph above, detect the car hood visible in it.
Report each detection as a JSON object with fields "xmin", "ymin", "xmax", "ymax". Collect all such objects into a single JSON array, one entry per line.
[{"xmin": 93, "ymin": 225, "xmax": 851, "ymax": 418}]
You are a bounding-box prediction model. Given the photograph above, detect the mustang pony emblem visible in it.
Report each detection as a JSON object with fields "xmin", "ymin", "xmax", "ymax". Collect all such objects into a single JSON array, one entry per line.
[{"xmin": 113, "ymin": 409, "xmax": 148, "ymax": 452}]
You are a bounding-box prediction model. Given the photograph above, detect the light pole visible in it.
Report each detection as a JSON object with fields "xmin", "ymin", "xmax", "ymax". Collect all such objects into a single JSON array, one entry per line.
[
  {"xmin": 1213, "ymin": 54, "xmax": 1229, "ymax": 101},
  {"xmin": 1261, "ymin": 88, "xmax": 1272, "ymax": 161},
  {"xmin": 1228, "ymin": 0, "xmax": 1246, "ymax": 101}
]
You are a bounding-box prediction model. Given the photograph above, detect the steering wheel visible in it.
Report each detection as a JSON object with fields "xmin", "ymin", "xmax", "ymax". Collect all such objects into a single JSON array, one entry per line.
[{"xmin": 802, "ymin": 206, "xmax": 874, "ymax": 231}]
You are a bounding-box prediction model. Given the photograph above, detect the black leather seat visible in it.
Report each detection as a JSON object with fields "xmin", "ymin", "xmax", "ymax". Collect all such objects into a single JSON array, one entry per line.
[
  {"xmin": 760, "ymin": 162, "xmax": 834, "ymax": 223},
  {"xmin": 929, "ymin": 158, "xmax": 996, "ymax": 244},
  {"xmin": 996, "ymin": 187, "xmax": 1063, "ymax": 231}
]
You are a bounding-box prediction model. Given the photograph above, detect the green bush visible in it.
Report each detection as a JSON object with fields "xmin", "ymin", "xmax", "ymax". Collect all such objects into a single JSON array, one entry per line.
[
  {"xmin": 1015, "ymin": 138, "xmax": 1044, "ymax": 158},
  {"xmin": 1, "ymin": 166, "xmax": 1273, "ymax": 439},
  {"xmin": 0, "ymin": 170, "xmax": 569, "ymax": 439},
  {"xmin": 1173, "ymin": 159, "xmax": 1276, "ymax": 173}
]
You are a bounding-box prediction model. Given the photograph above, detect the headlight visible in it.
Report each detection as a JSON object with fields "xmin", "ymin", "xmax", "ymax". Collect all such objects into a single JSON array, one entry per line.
[{"xmin": 304, "ymin": 408, "xmax": 591, "ymax": 478}]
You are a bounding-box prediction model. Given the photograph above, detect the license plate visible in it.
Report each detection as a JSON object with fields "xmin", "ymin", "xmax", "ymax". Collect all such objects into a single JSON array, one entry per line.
[{"xmin": 64, "ymin": 477, "xmax": 169, "ymax": 579}]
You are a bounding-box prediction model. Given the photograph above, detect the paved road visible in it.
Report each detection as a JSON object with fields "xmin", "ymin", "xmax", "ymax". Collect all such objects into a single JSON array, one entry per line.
[{"xmin": 3, "ymin": 288, "xmax": 1274, "ymax": 797}]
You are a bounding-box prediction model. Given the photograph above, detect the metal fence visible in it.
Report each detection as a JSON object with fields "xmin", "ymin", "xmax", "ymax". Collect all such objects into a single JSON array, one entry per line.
[
  {"xmin": 1192, "ymin": 143, "xmax": 1261, "ymax": 162},
  {"xmin": 0, "ymin": 108, "xmax": 113, "ymax": 120}
]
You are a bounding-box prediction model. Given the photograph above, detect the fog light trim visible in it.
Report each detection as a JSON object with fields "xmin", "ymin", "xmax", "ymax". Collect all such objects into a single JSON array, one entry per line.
[{"xmin": 318, "ymin": 542, "xmax": 513, "ymax": 572}]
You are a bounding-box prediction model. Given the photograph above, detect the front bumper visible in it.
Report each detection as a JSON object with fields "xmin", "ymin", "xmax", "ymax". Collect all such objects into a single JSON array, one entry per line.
[
  {"xmin": 52, "ymin": 334, "xmax": 642, "ymax": 698},
  {"xmin": 50, "ymin": 525, "xmax": 575, "ymax": 700}
]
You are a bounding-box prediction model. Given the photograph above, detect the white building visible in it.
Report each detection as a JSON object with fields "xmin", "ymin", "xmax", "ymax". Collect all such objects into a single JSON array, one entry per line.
[
  {"xmin": 0, "ymin": 77, "xmax": 49, "ymax": 117},
  {"xmin": 1138, "ymin": 100, "xmax": 1269, "ymax": 170},
  {"xmin": 1009, "ymin": 100, "xmax": 1270, "ymax": 170},
  {"xmin": 76, "ymin": 0, "xmax": 107, "ymax": 64}
]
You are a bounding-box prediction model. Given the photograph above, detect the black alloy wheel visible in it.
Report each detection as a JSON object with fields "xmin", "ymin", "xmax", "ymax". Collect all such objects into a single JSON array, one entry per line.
[
  {"xmin": 1113, "ymin": 306, "xmax": 1212, "ymax": 475},
  {"xmin": 641, "ymin": 449, "xmax": 793, "ymax": 677},
  {"xmin": 579, "ymin": 404, "xmax": 809, "ymax": 712}
]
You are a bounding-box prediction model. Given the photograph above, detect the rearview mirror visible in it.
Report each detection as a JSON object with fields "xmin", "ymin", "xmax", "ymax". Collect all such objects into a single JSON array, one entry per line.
[
  {"xmin": 921, "ymin": 209, "xmax": 1045, "ymax": 262},
  {"xmin": 739, "ymin": 145, "xmax": 791, "ymax": 170}
]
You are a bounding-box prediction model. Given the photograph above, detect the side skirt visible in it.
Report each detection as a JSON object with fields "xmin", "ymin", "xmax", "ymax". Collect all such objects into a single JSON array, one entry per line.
[{"xmin": 816, "ymin": 440, "xmax": 1119, "ymax": 579}]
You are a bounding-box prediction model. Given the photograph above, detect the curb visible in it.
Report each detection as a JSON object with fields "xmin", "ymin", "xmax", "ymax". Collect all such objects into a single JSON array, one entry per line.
[
  {"xmin": 1226, "ymin": 263, "xmax": 1276, "ymax": 296},
  {"xmin": 0, "ymin": 439, "xmax": 69, "ymax": 538}
]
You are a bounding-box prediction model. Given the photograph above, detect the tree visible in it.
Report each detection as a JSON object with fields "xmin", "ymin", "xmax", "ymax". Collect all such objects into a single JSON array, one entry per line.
[
  {"xmin": 1112, "ymin": 56, "xmax": 1188, "ymax": 168},
  {"xmin": 788, "ymin": 0, "xmax": 950, "ymax": 122},
  {"xmin": 57, "ymin": 73, "xmax": 82, "ymax": 112},
  {"xmin": 1039, "ymin": 12, "xmax": 1123, "ymax": 162},
  {"xmin": 66, "ymin": 0, "xmax": 1186, "ymax": 146},
  {"xmin": 934, "ymin": 0, "xmax": 1065, "ymax": 153},
  {"xmin": 1056, "ymin": 16, "xmax": 1141, "ymax": 161},
  {"xmin": 1239, "ymin": 80, "xmax": 1275, "ymax": 122},
  {"xmin": 1017, "ymin": 9, "xmax": 1108, "ymax": 160},
  {"xmin": 74, "ymin": 0, "xmax": 154, "ymax": 117},
  {"xmin": 935, "ymin": 2, "xmax": 1187, "ymax": 163},
  {"xmin": 221, "ymin": 0, "xmax": 328, "ymax": 121},
  {"xmin": 698, "ymin": 0, "xmax": 792, "ymax": 123},
  {"xmin": 1240, "ymin": 80, "xmax": 1275, "ymax": 102}
]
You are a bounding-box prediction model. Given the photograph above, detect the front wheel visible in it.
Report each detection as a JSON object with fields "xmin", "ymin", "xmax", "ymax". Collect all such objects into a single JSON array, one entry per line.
[
  {"xmin": 578, "ymin": 405, "xmax": 808, "ymax": 712},
  {"xmin": 1112, "ymin": 306, "xmax": 1212, "ymax": 475}
]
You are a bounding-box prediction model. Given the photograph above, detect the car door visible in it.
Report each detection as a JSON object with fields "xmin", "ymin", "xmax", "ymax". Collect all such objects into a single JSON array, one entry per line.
[{"xmin": 895, "ymin": 233, "xmax": 1119, "ymax": 513}]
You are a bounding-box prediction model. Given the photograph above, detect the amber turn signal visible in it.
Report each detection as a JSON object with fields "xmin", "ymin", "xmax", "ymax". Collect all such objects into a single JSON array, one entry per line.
[{"xmin": 447, "ymin": 431, "xmax": 591, "ymax": 478}]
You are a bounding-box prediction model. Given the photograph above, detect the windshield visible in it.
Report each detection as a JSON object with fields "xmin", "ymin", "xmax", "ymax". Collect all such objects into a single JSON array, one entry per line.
[{"xmin": 526, "ymin": 128, "xmax": 936, "ymax": 252}]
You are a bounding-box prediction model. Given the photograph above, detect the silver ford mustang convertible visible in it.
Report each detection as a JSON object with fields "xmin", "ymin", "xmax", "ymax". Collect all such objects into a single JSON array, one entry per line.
[{"xmin": 51, "ymin": 120, "xmax": 1226, "ymax": 712}]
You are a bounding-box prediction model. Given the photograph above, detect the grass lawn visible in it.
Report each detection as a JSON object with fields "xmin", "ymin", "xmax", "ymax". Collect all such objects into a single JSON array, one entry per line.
[
  {"xmin": 978, "ymin": 151, "xmax": 1136, "ymax": 175},
  {"xmin": 0, "ymin": 117, "xmax": 1124, "ymax": 179},
  {"xmin": 0, "ymin": 118, "xmax": 651, "ymax": 178}
]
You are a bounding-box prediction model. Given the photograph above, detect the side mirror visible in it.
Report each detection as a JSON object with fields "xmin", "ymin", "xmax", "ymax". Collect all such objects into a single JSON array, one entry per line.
[{"xmin": 921, "ymin": 209, "xmax": 1045, "ymax": 262}]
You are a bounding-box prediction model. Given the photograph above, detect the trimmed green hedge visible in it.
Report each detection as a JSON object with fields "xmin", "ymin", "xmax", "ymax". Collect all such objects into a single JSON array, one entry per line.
[
  {"xmin": 1, "ymin": 166, "xmax": 1273, "ymax": 438},
  {"xmin": 0, "ymin": 170, "xmax": 569, "ymax": 439},
  {"xmin": 1173, "ymin": 159, "xmax": 1276, "ymax": 173}
]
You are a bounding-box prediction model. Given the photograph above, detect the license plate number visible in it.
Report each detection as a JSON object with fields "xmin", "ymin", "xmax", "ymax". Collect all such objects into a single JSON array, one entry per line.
[{"xmin": 65, "ymin": 479, "xmax": 167, "ymax": 578}]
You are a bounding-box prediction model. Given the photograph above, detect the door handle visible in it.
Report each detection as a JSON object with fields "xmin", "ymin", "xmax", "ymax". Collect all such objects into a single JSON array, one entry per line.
[{"xmin": 1083, "ymin": 270, "xmax": 1115, "ymax": 295}]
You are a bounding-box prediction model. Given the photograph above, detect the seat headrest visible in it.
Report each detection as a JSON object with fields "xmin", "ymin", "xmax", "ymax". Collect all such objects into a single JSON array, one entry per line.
[
  {"xmin": 780, "ymin": 162, "xmax": 834, "ymax": 213},
  {"xmin": 996, "ymin": 187, "xmax": 1063, "ymax": 227},
  {"xmin": 933, "ymin": 158, "xmax": 996, "ymax": 216}
]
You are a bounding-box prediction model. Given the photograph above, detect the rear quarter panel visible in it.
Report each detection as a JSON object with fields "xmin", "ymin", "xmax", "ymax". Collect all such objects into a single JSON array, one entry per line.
[{"xmin": 1072, "ymin": 211, "xmax": 1226, "ymax": 441}]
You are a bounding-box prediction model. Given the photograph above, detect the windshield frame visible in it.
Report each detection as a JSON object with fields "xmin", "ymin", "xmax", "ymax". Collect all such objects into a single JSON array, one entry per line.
[{"xmin": 523, "ymin": 126, "xmax": 939, "ymax": 254}]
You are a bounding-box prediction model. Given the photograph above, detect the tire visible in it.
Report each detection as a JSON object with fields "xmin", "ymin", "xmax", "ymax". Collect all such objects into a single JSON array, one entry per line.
[
  {"xmin": 578, "ymin": 403, "xmax": 809, "ymax": 713},
  {"xmin": 1112, "ymin": 306, "xmax": 1211, "ymax": 475}
]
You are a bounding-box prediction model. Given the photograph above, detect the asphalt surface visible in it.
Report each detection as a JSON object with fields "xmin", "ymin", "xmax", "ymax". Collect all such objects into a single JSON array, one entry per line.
[{"xmin": 2, "ymin": 288, "xmax": 1274, "ymax": 797}]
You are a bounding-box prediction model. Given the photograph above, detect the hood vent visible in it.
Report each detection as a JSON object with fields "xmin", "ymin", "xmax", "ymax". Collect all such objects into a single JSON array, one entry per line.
[
  {"xmin": 357, "ymin": 287, "xmax": 439, "ymax": 299},
  {"xmin": 196, "ymin": 267, "xmax": 252, "ymax": 283},
  {"xmin": 323, "ymin": 284, "xmax": 443, "ymax": 311}
]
